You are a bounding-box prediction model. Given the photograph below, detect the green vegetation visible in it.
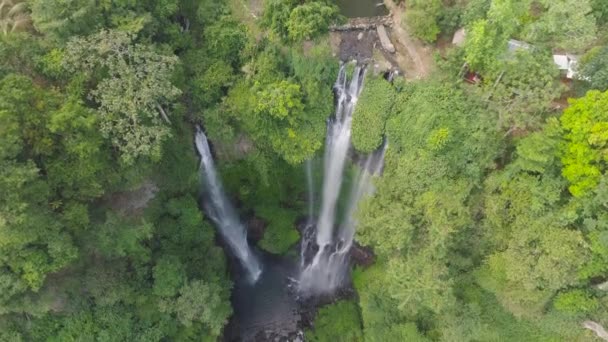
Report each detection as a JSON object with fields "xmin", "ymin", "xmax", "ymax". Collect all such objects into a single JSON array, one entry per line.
[
  {"xmin": 262, "ymin": 0, "xmax": 342, "ymax": 41},
  {"xmin": 0, "ymin": 0, "xmax": 318, "ymax": 338},
  {"xmin": 579, "ymin": 45, "xmax": 608, "ymax": 91},
  {"xmin": 560, "ymin": 90, "xmax": 608, "ymax": 197},
  {"xmin": 257, "ymin": 206, "xmax": 300, "ymax": 254},
  {"xmin": 351, "ymin": 75, "xmax": 396, "ymax": 153},
  {"xmin": 403, "ymin": 0, "xmax": 442, "ymax": 43},
  {"xmin": 349, "ymin": 1, "xmax": 608, "ymax": 340},
  {"xmin": 305, "ymin": 300, "xmax": 363, "ymax": 342},
  {"xmin": 2, "ymin": 0, "xmax": 608, "ymax": 340}
]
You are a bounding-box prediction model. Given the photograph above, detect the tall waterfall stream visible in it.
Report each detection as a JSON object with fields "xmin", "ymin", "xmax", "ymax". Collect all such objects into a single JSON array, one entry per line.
[
  {"xmin": 195, "ymin": 126, "xmax": 262, "ymax": 282},
  {"xmin": 298, "ymin": 64, "xmax": 386, "ymax": 296},
  {"xmin": 195, "ymin": 63, "xmax": 386, "ymax": 340}
]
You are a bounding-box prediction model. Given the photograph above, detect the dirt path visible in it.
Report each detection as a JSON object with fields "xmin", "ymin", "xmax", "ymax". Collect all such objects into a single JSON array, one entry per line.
[{"xmin": 383, "ymin": 0, "xmax": 434, "ymax": 79}]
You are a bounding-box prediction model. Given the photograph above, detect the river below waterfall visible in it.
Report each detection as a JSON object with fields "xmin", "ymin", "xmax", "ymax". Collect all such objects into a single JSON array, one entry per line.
[{"xmin": 225, "ymin": 252, "xmax": 302, "ymax": 342}]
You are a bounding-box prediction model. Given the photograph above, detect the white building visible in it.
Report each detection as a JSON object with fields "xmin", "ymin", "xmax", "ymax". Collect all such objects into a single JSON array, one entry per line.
[
  {"xmin": 452, "ymin": 29, "xmax": 583, "ymax": 80},
  {"xmin": 552, "ymin": 54, "xmax": 579, "ymax": 79}
]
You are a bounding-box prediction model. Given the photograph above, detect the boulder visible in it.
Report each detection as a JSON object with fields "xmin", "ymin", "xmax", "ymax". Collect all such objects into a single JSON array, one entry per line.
[
  {"xmin": 376, "ymin": 24, "xmax": 395, "ymax": 53},
  {"xmin": 351, "ymin": 242, "xmax": 375, "ymax": 267},
  {"xmin": 247, "ymin": 216, "xmax": 267, "ymax": 242}
]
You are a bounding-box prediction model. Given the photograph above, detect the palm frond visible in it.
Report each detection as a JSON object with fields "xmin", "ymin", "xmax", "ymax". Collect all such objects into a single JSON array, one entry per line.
[{"xmin": 7, "ymin": 1, "xmax": 27, "ymax": 17}]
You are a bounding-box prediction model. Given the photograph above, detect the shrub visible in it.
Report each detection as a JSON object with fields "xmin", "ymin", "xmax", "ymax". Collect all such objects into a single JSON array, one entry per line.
[{"xmin": 305, "ymin": 300, "xmax": 363, "ymax": 342}]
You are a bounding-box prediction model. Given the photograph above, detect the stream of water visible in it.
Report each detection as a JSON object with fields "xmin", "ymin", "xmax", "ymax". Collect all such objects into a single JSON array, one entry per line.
[
  {"xmin": 298, "ymin": 64, "xmax": 386, "ymax": 296},
  {"xmin": 195, "ymin": 127, "xmax": 262, "ymax": 282}
]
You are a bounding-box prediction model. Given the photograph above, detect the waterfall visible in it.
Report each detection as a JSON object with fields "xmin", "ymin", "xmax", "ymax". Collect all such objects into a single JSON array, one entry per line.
[
  {"xmin": 195, "ymin": 127, "xmax": 262, "ymax": 282},
  {"xmin": 316, "ymin": 64, "xmax": 363, "ymax": 247},
  {"xmin": 300, "ymin": 159, "xmax": 316, "ymax": 268},
  {"xmin": 298, "ymin": 64, "xmax": 386, "ymax": 295},
  {"xmin": 305, "ymin": 159, "xmax": 315, "ymax": 226},
  {"xmin": 336, "ymin": 145, "xmax": 386, "ymax": 251}
]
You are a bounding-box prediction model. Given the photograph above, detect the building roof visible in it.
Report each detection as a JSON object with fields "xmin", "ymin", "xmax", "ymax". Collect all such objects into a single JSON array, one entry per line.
[
  {"xmin": 553, "ymin": 54, "xmax": 579, "ymax": 79},
  {"xmin": 553, "ymin": 55, "xmax": 570, "ymax": 70},
  {"xmin": 507, "ymin": 39, "xmax": 532, "ymax": 53},
  {"xmin": 452, "ymin": 31, "xmax": 583, "ymax": 80}
]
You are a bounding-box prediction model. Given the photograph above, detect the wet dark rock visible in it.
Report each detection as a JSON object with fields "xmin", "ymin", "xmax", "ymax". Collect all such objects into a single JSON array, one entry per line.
[
  {"xmin": 247, "ymin": 216, "xmax": 267, "ymax": 242},
  {"xmin": 351, "ymin": 242, "xmax": 375, "ymax": 267},
  {"xmin": 338, "ymin": 30, "xmax": 376, "ymax": 62}
]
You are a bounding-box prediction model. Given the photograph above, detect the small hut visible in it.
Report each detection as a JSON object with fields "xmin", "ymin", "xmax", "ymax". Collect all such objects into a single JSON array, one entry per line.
[{"xmin": 553, "ymin": 54, "xmax": 579, "ymax": 79}]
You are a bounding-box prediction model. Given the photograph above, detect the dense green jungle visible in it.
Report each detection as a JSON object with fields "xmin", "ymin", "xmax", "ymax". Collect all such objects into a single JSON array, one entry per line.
[{"xmin": 1, "ymin": 0, "xmax": 608, "ymax": 341}]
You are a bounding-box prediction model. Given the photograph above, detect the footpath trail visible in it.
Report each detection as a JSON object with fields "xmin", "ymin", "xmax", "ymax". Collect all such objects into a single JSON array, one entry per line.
[{"xmin": 383, "ymin": 0, "xmax": 433, "ymax": 79}]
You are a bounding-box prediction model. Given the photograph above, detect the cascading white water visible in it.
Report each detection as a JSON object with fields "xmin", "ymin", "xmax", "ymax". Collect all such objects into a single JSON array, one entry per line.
[
  {"xmin": 305, "ymin": 159, "xmax": 315, "ymax": 226},
  {"xmin": 299, "ymin": 64, "xmax": 386, "ymax": 295},
  {"xmin": 300, "ymin": 159, "xmax": 316, "ymax": 268},
  {"xmin": 336, "ymin": 145, "xmax": 387, "ymax": 251},
  {"xmin": 195, "ymin": 127, "xmax": 262, "ymax": 282},
  {"xmin": 316, "ymin": 64, "xmax": 363, "ymax": 247}
]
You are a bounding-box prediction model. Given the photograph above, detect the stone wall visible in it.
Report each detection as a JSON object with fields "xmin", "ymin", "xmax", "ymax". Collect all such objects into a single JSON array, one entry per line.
[{"xmin": 329, "ymin": 16, "xmax": 393, "ymax": 32}]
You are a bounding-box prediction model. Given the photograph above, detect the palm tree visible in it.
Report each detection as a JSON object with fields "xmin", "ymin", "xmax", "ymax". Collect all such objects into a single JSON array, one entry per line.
[{"xmin": 0, "ymin": 0, "xmax": 30, "ymax": 35}]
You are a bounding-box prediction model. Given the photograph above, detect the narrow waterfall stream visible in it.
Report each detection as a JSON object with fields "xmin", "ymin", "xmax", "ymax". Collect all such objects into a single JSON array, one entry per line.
[{"xmin": 195, "ymin": 126, "xmax": 262, "ymax": 282}]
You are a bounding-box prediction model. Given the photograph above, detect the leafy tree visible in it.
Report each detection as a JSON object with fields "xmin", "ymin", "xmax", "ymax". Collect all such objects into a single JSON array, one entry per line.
[
  {"xmin": 0, "ymin": 0, "xmax": 237, "ymax": 339},
  {"xmin": 160, "ymin": 279, "xmax": 232, "ymax": 336},
  {"xmin": 0, "ymin": 74, "xmax": 80, "ymax": 311},
  {"xmin": 513, "ymin": 120, "xmax": 562, "ymax": 173},
  {"xmin": 287, "ymin": 2, "xmax": 340, "ymax": 41},
  {"xmin": 591, "ymin": 0, "xmax": 608, "ymax": 25},
  {"xmin": 560, "ymin": 90, "xmax": 608, "ymax": 197},
  {"xmin": 487, "ymin": 51, "xmax": 563, "ymax": 133},
  {"xmin": 464, "ymin": 0, "xmax": 530, "ymax": 73},
  {"xmin": 353, "ymin": 264, "xmax": 431, "ymax": 341},
  {"xmin": 256, "ymin": 206, "xmax": 300, "ymax": 254},
  {"xmin": 63, "ymin": 30, "xmax": 181, "ymax": 164},
  {"xmin": 478, "ymin": 116, "xmax": 593, "ymax": 317},
  {"xmin": 261, "ymin": 0, "xmax": 299, "ymax": 39},
  {"xmin": 262, "ymin": 0, "xmax": 340, "ymax": 41},
  {"xmin": 553, "ymin": 289, "xmax": 599, "ymax": 315},
  {"xmin": 93, "ymin": 213, "xmax": 153, "ymax": 261},
  {"xmin": 29, "ymin": 0, "xmax": 100, "ymax": 39},
  {"xmin": 351, "ymin": 76, "xmax": 395, "ymax": 153},
  {"xmin": 578, "ymin": 45, "xmax": 608, "ymax": 91},
  {"xmin": 524, "ymin": 0, "xmax": 597, "ymax": 52},
  {"xmin": 202, "ymin": 16, "xmax": 247, "ymax": 66},
  {"xmin": 576, "ymin": 175, "xmax": 608, "ymax": 280},
  {"xmin": 403, "ymin": 0, "xmax": 442, "ymax": 43},
  {"xmin": 386, "ymin": 253, "xmax": 454, "ymax": 316},
  {"xmin": 464, "ymin": 19, "xmax": 505, "ymax": 73},
  {"xmin": 355, "ymin": 80, "xmax": 500, "ymax": 339},
  {"xmin": 44, "ymin": 100, "xmax": 114, "ymax": 200},
  {"xmin": 192, "ymin": 60, "xmax": 235, "ymax": 109},
  {"xmin": 224, "ymin": 43, "xmax": 332, "ymax": 164},
  {"xmin": 305, "ymin": 300, "xmax": 363, "ymax": 342},
  {"xmin": 478, "ymin": 221, "xmax": 589, "ymax": 318},
  {"xmin": 257, "ymin": 80, "xmax": 304, "ymax": 120},
  {"xmin": 252, "ymin": 80, "xmax": 324, "ymax": 163},
  {"xmin": 461, "ymin": 0, "xmax": 491, "ymax": 26}
]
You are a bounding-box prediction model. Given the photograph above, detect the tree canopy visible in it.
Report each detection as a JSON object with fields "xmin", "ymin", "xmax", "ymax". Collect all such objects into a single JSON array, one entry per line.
[{"xmin": 1, "ymin": 0, "xmax": 608, "ymax": 340}]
